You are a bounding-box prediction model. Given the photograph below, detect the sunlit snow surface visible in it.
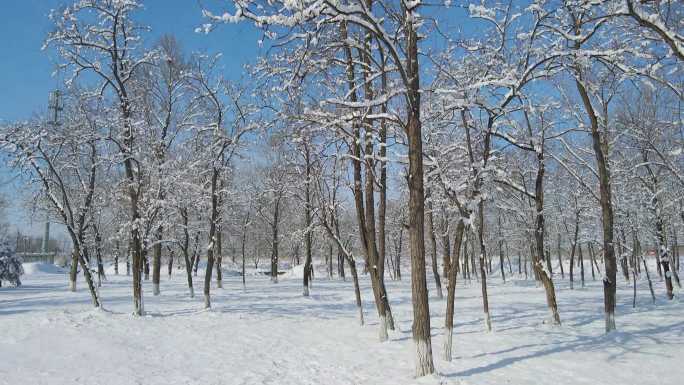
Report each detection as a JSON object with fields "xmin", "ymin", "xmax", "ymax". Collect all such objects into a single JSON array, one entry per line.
[{"xmin": 1, "ymin": 262, "xmax": 682, "ymax": 384}]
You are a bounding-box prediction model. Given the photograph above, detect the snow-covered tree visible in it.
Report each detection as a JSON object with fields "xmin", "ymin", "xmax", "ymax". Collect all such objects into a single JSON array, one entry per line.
[{"xmin": 0, "ymin": 240, "xmax": 23, "ymax": 287}]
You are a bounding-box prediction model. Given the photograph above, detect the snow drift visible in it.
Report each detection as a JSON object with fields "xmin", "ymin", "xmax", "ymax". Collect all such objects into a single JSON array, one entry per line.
[{"xmin": 22, "ymin": 262, "xmax": 66, "ymax": 275}]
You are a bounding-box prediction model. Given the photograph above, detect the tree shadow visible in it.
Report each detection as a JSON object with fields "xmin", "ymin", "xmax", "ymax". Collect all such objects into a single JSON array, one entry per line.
[{"xmin": 445, "ymin": 320, "xmax": 684, "ymax": 378}]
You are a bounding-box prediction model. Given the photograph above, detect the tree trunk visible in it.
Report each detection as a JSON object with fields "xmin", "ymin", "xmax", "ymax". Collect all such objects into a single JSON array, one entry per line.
[
  {"xmin": 348, "ymin": 257, "xmax": 364, "ymax": 326},
  {"xmin": 271, "ymin": 198, "xmax": 280, "ymax": 283},
  {"xmin": 619, "ymin": 229, "xmax": 629, "ymax": 282},
  {"xmin": 180, "ymin": 208, "xmax": 194, "ymax": 298},
  {"xmin": 341, "ymin": 19, "xmax": 389, "ymax": 340},
  {"xmin": 74, "ymin": 244, "xmax": 100, "ymax": 308},
  {"xmin": 588, "ymin": 242, "xmax": 597, "ymax": 281},
  {"xmin": 143, "ymin": 247, "xmax": 150, "ymax": 281},
  {"xmin": 642, "ymin": 256, "xmax": 656, "ymax": 304},
  {"xmin": 578, "ymin": 243, "xmax": 585, "ymax": 288},
  {"xmin": 632, "ymin": 267, "xmax": 637, "ymax": 307},
  {"xmin": 532, "ymin": 152, "xmax": 561, "ymax": 325},
  {"xmin": 442, "ymin": 215, "xmax": 451, "ymax": 281},
  {"xmin": 671, "ymin": 231, "xmax": 681, "ymax": 278},
  {"xmin": 303, "ymin": 147, "xmax": 313, "ymax": 296},
  {"xmin": 444, "ymin": 219, "xmax": 465, "ymax": 361},
  {"xmin": 396, "ymin": 228, "xmax": 403, "ymax": 280},
  {"xmin": 427, "ymin": 197, "xmax": 443, "ymax": 299},
  {"xmin": 114, "ymin": 240, "xmax": 120, "ymax": 275},
  {"xmin": 192, "ymin": 229, "xmax": 200, "ymax": 277},
  {"xmin": 167, "ymin": 248, "xmax": 174, "ymax": 277},
  {"xmin": 523, "ymin": 248, "xmax": 528, "ymax": 280},
  {"xmin": 471, "ymin": 235, "xmax": 479, "ymax": 281},
  {"xmin": 574, "ymin": 73, "xmax": 616, "ymax": 332},
  {"xmin": 506, "ymin": 242, "xmax": 512, "ymax": 274},
  {"xmin": 673, "ymin": 231, "xmax": 680, "ymax": 272},
  {"xmin": 569, "ymin": 212, "xmax": 580, "ymax": 290},
  {"xmin": 328, "ymin": 243, "xmax": 334, "ymax": 279},
  {"xmin": 557, "ymin": 233, "xmax": 564, "ymax": 280},
  {"xmin": 122, "ymin": 107, "xmax": 144, "ymax": 315},
  {"xmin": 152, "ymin": 225, "xmax": 162, "ymax": 295},
  {"xmin": 69, "ymin": 250, "xmax": 78, "ymax": 292},
  {"xmin": 406, "ymin": 12, "xmax": 434, "ymax": 375},
  {"xmin": 476, "ymin": 202, "xmax": 492, "ymax": 331},
  {"xmin": 378, "ymin": 84, "xmax": 389, "ymax": 285},
  {"xmin": 656, "ymin": 217, "xmax": 674, "ymax": 299},
  {"xmin": 241, "ymin": 223, "xmax": 247, "ymax": 289},
  {"xmin": 463, "ymin": 233, "xmax": 471, "ymax": 281},
  {"xmin": 94, "ymin": 231, "xmax": 105, "ymax": 288},
  {"xmin": 498, "ymin": 216, "xmax": 505, "ymax": 283},
  {"xmin": 203, "ymin": 167, "xmax": 219, "ymax": 308},
  {"xmin": 338, "ymin": 245, "xmax": 346, "ymax": 280},
  {"xmin": 216, "ymin": 230, "xmax": 223, "ymax": 289}
]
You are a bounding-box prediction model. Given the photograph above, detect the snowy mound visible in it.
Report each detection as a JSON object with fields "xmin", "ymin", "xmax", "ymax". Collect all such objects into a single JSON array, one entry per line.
[
  {"xmin": 23, "ymin": 262, "xmax": 66, "ymax": 275},
  {"xmin": 283, "ymin": 264, "xmax": 305, "ymax": 279},
  {"xmin": 104, "ymin": 262, "xmax": 130, "ymax": 275}
]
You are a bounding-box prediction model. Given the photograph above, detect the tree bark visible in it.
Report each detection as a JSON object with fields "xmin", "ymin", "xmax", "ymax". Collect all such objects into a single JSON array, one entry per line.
[
  {"xmin": 641, "ymin": 256, "xmax": 656, "ymax": 304},
  {"xmin": 588, "ymin": 242, "xmax": 597, "ymax": 281},
  {"xmin": 656, "ymin": 218, "xmax": 674, "ymax": 300},
  {"xmin": 405, "ymin": 10, "xmax": 434, "ymax": 375},
  {"xmin": 574, "ymin": 70, "xmax": 616, "ymax": 332},
  {"xmin": 395, "ymin": 228, "xmax": 403, "ymax": 280},
  {"xmin": 338, "ymin": 245, "xmax": 346, "ymax": 280},
  {"xmin": 442, "ymin": 214, "xmax": 451, "ymax": 281},
  {"xmin": 203, "ymin": 167, "xmax": 220, "ymax": 308},
  {"xmin": 568, "ymin": 214, "xmax": 580, "ymax": 290},
  {"xmin": 126, "ymin": 244, "xmax": 131, "ymax": 276},
  {"xmin": 340, "ymin": 19, "xmax": 389, "ymax": 340},
  {"xmin": 532, "ymin": 150, "xmax": 561, "ymax": 325},
  {"xmin": 93, "ymin": 227, "xmax": 105, "ymax": 288},
  {"xmin": 143, "ymin": 247, "xmax": 150, "ymax": 281},
  {"xmin": 557, "ymin": 233, "xmax": 564, "ymax": 280},
  {"xmin": 216, "ymin": 230, "xmax": 223, "ymax": 289},
  {"xmin": 426, "ymin": 196, "xmax": 443, "ymax": 299},
  {"xmin": 476, "ymin": 202, "xmax": 492, "ymax": 331},
  {"xmin": 241, "ymin": 217, "xmax": 248, "ymax": 289},
  {"xmin": 75, "ymin": 244, "xmax": 100, "ymax": 308},
  {"xmin": 303, "ymin": 145, "xmax": 313, "ymax": 296},
  {"xmin": 167, "ymin": 247, "xmax": 174, "ymax": 277},
  {"xmin": 444, "ymin": 219, "xmax": 465, "ymax": 361},
  {"xmin": 152, "ymin": 225, "xmax": 162, "ymax": 295},
  {"xmin": 578, "ymin": 243, "xmax": 585, "ymax": 288},
  {"xmin": 271, "ymin": 197, "xmax": 281, "ymax": 283},
  {"xmin": 180, "ymin": 207, "xmax": 194, "ymax": 298},
  {"xmin": 498, "ymin": 216, "xmax": 506, "ymax": 283},
  {"xmin": 114, "ymin": 240, "xmax": 120, "ymax": 275},
  {"xmin": 69, "ymin": 250, "xmax": 78, "ymax": 292}
]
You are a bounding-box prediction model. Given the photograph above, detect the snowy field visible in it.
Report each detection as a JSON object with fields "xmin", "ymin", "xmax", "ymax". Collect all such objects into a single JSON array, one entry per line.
[{"xmin": 1, "ymin": 263, "xmax": 682, "ymax": 385}]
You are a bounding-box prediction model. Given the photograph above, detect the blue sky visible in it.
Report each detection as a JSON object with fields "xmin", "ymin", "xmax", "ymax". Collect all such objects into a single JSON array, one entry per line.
[
  {"xmin": 0, "ymin": 0, "xmax": 479, "ymax": 236},
  {"xmin": 0, "ymin": 0, "xmax": 263, "ymax": 235},
  {"xmin": 0, "ymin": 0, "xmax": 263, "ymax": 122}
]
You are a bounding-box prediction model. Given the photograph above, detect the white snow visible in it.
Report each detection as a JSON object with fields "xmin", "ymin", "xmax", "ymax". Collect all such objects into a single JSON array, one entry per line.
[
  {"xmin": 283, "ymin": 263, "xmax": 305, "ymax": 279},
  {"xmin": 0, "ymin": 263, "xmax": 682, "ymax": 384},
  {"xmin": 23, "ymin": 262, "xmax": 66, "ymax": 275}
]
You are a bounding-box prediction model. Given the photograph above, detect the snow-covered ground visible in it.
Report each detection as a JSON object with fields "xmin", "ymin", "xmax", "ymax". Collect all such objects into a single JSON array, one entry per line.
[{"xmin": 1, "ymin": 262, "xmax": 682, "ymax": 385}]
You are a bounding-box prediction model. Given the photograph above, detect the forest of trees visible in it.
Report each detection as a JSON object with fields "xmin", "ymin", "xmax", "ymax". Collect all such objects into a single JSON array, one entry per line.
[{"xmin": 0, "ymin": 0, "xmax": 682, "ymax": 378}]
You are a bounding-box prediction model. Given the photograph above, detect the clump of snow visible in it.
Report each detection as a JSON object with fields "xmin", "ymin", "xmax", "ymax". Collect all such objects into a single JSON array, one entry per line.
[
  {"xmin": 23, "ymin": 262, "xmax": 66, "ymax": 275},
  {"xmin": 283, "ymin": 263, "xmax": 305, "ymax": 279},
  {"xmin": 104, "ymin": 262, "xmax": 131, "ymax": 275}
]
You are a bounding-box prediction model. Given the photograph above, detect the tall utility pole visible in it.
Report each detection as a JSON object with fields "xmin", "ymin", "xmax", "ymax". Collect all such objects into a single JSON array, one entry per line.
[{"xmin": 43, "ymin": 90, "xmax": 62, "ymax": 258}]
